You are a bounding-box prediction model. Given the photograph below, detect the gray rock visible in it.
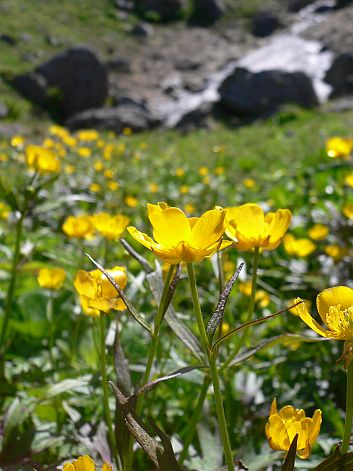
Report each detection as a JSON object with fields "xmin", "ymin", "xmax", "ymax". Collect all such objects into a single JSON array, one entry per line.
[
  {"xmin": 218, "ymin": 67, "xmax": 318, "ymax": 116},
  {"xmin": 287, "ymin": 0, "xmax": 316, "ymax": 12},
  {"xmin": 325, "ymin": 53, "xmax": 353, "ymax": 97},
  {"xmin": 0, "ymin": 102, "xmax": 9, "ymax": 119},
  {"xmin": 188, "ymin": 0, "xmax": 225, "ymax": 26},
  {"xmin": 116, "ymin": 0, "xmax": 134, "ymax": 11},
  {"xmin": 20, "ymin": 32, "xmax": 32, "ymax": 42},
  {"xmin": 106, "ymin": 57, "xmax": 131, "ymax": 72},
  {"xmin": 12, "ymin": 47, "xmax": 107, "ymax": 118},
  {"xmin": 251, "ymin": 11, "xmax": 281, "ymax": 38},
  {"xmin": 129, "ymin": 22, "xmax": 154, "ymax": 36},
  {"xmin": 0, "ymin": 34, "xmax": 16, "ymax": 46},
  {"xmin": 135, "ymin": 0, "xmax": 185, "ymax": 21},
  {"xmin": 335, "ymin": 0, "xmax": 353, "ymax": 8},
  {"xmin": 174, "ymin": 102, "xmax": 212, "ymax": 131},
  {"xmin": 66, "ymin": 104, "xmax": 160, "ymax": 132}
]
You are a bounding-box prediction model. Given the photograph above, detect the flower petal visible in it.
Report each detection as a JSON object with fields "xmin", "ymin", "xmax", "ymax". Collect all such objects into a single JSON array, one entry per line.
[
  {"xmin": 295, "ymin": 297, "xmax": 330, "ymax": 338},
  {"xmin": 127, "ymin": 226, "xmax": 154, "ymax": 250},
  {"xmin": 266, "ymin": 209, "xmax": 292, "ymax": 248},
  {"xmin": 225, "ymin": 203, "xmax": 265, "ymax": 246},
  {"xmin": 317, "ymin": 286, "xmax": 353, "ymax": 322},
  {"xmin": 149, "ymin": 206, "xmax": 192, "ymax": 247},
  {"xmin": 190, "ymin": 207, "xmax": 226, "ymax": 250}
]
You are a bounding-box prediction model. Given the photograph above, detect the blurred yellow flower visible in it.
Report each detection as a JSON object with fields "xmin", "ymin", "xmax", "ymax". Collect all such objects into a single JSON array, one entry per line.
[
  {"xmin": 91, "ymin": 213, "xmax": 129, "ymax": 240},
  {"xmin": 49, "ymin": 125, "xmax": 69, "ymax": 139},
  {"xmin": 42, "ymin": 138, "xmax": 55, "ymax": 148},
  {"xmin": 37, "ymin": 267, "xmax": 66, "ymax": 290},
  {"xmin": 65, "ymin": 164, "xmax": 76, "ymax": 175},
  {"xmin": 108, "ymin": 181, "xmax": 119, "ymax": 191},
  {"xmin": 63, "ymin": 455, "xmax": 112, "ymax": 471},
  {"xmin": 149, "ymin": 183, "xmax": 159, "ymax": 193},
  {"xmin": 184, "ymin": 203, "xmax": 196, "ymax": 214},
  {"xmin": 295, "ymin": 286, "xmax": 353, "ymax": 340},
  {"xmin": 11, "ymin": 135, "xmax": 25, "ymax": 148},
  {"xmin": 180, "ymin": 185, "xmax": 189, "ymax": 194},
  {"xmin": 62, "ymin": 215, "xmax": 94, "ymax": 238},
  {"xmin": 104, "ymin": 144, "xmax": 114, "ymax": 160},
  {"xmin": 225, "ymin": 203, "xmax": 292, "ymax": 251},
  {"xmin": 326, "ymin": 136, "xmax": 353, "ymax": 159},
  {"xmin": 266, "ymin": 398, "xmax": 321, "ymax": 459},
  {"xmin": 175, "ymin": 167, "xmax": 185, "ymax": 177},
  {"xmin": 0, "ymin": 201, "xmax": 11, "ymax": 220},
  {"xmin": 77, "ymin": 147, "xmax": 91, "ymax": 158},
  {"xmin": 76, "ymin": 130, "xmax": 99, "ymax": 141},
  {"xmin": 104, "ymin": 169, "xmax": 113, "ymax": 179},
  {"xmin": 283, "ymin": 234, "xmax": 316, "ymax": 257},
  {"xmin": 25, "ymin": 145, "xmax": 60, "ymax": 174},
  {"xmin": 94, "ymin": 160, "xmax": 104, "ymax": 172},
  {"xmin": 74, "ymin": 266, "xmax": 127, "ymax": 313},
  {"xmin": 123, "ymin": 127, "xmax": 132, "ymax": 136},
  {"xmin": 96, "ymin": 139, "xmax": 105, "ymax": 148},
  {"xmin": 243, "ymin": 178, "xmax": 256, "ymax": 189},
  {"xmin": 0, "ymin": 153, "xmax": 8, "ymax": 162},
  {"xmin": 128, "ymin": 202, "xmax": 232, "ymax": 264},
  {"xmin": 239, "ymin": 280, "xmax": 270, "ymax": 307},
  {"xmin": 117, "ymin": 143, "xmax": 126, "ymax": 154},
  {"xmin": 308, "ymin": 224, "xmax": 329, "ymax": 241},
  {"xmin": 89, "ymin": 183, "xmax": 101, "ymax": 192},
  {"xmin": 345, "ymin": 172, "xmax": 353, "ymax": 188},
  {"xmin": 62, "ymin": 135, "xmax": 77, "ymax": 147},
  {"xmin": 198, "ymin": 166, "xmax": 209, "ymax": 176},
  {"xmin": 125, "ymin": 195, "xmax": 138, "ymax": 208},
  {"xmin": 140, "ymin": 141, "xmax": 148, "ymax": 149},
  {"xmin": 343, "ymin": 204, "xmax": 353, "ymax": 219},
  {"xmin": 214, "ymin": 166, "xmax": 225, "ymax": 175},
  {"xmin": 325, "ymin": 244, "xmax": 348, "ymax": 261}
]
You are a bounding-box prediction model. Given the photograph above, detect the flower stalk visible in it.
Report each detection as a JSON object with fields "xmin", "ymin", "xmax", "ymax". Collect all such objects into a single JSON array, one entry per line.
[
  {"xmin": 187, "ymin": 263, "xmax": 234, "ymax": 471},
  {"xmin": 342, "ymin": 359, "xmax": 353, "ymax": 454}
]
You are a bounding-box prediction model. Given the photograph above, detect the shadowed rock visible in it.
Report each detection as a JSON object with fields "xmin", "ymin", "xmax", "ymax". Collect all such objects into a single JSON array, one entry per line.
[
  {"xmin": 12, "ymin": 47, "xmax": 107, "ymax": 119},
  {"xmin": 325, "ymin": 53, "xmax": 353, "ymax": 97},
  {"xmin": 219, "ymin": 67, "xmax": 318, "ymax": 116},
  {"xmin": 188, "ymin": 0, "xmax": 225, "ymax": 26}
]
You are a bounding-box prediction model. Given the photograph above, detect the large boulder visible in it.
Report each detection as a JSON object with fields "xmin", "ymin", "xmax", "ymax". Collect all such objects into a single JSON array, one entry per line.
[
  {"xmin": 251, "ymin": 11, "xmax": 281, "ymax": 37},
  {"xmin": 134, "ymin": 0, "xmax": 185, "ymax": 21},
  {"xmin": 218, "ymin": 67, "xmax": 318, "ymax": 116},
  {"xmin": 287, "ymin": 0, "xmax": 316, "ymax": 12},
  {"xmin": 12, "ymin": 47, "xmax": 107, "ymax": 118},
  {"xmin": 325, "ymin": 53, "xmax": 353, "ymax": 97},
  {"xmin": 188, "ymin": 0, "xmax": 225, "ymax": 26},
  {"xmin": 66, "ymin": 104, "xmax": 160, "ymax": 133}
]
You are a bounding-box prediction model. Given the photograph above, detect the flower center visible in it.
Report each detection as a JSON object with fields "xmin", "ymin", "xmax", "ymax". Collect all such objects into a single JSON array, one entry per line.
[{"xmin": 325, "ymin": 305, "xmax": 353, "ymax": 340}]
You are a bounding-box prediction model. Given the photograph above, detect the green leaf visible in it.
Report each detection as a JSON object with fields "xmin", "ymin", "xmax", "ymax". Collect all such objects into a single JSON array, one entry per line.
[
  {"xmin": 281, "ymin": 434, "xmax": 297, "ymax": 471},
  {"xmin": 314, "ymin": 446, "xmax": 353, "ymax": 470},
  {"xmin": 47, "ymin": 377, "xmax": 90, "ymax": 398}
]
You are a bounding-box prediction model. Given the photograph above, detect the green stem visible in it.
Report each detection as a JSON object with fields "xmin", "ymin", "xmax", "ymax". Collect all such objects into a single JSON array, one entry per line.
[
  {"xmin": 99, "ymin": 313, "xmax": 121, "ymax": 470},
  {"xmin": 125, "ymin": 264, "xmax": 175, "ymax": 471},
  {"xmin": 179, "ymin": 376, "xmax": 210, "ymax": 465},
  {"xmin": 220, "ymin": 247, "xmax": 260, "ymax": 373},
  {"xmin": 187, "ymin": 263, "xmax": 234, "ymax": 471},
  {"xmin": 46, "ymin": 291, "xmax": 54, "ymax": 364},
  {"xmin": 0, "ymin": 211, "xmax": 25, "ymax": 354},
  {"xmin": 342, "ymin": 360, "xmax": 353, "ymax": 453}
]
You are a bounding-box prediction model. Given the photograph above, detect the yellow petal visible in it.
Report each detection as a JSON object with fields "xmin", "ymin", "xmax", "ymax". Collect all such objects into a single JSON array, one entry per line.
[
  {"xmin": 190, "ymin": 207, "xmax": 226, "ymax": 250},
  {"xmin": 265, "ymin": 209, "xmax": 292, "ymax": 249},
  {"xmin": 102, "ymin": 463, "xmax": 113, "ymax": 471},
  {"xmin": 317, "ymin": 286, "xmax": 353, "ymax": 322},
  {"xmin": 309, "ymin": 410, "xmax": 322, "ymax": 444},
  {"xmin": 74, "ymin": 271, "xmax": 97, "ymax": 299},
  {"xmin": 295, "ymin": 297, "xmax": 330, "ymax": 338},
  {"xmin": 266, "ymin": 414, "xmax": 290, "ymax": 451},
  {"xmin": 270, "ymin": 398, "xmax": 277, "ymax": 416},
  {"xmin": 149, "ymin": 206, "xmax": 192, "ymax": 247},
  {"xmin": 226, "ymin": 203, "xmax": 265, "ymax": 244},
  {"xmin": 127, "ymin": 226, "xmax": 154, "ymax": 250}
]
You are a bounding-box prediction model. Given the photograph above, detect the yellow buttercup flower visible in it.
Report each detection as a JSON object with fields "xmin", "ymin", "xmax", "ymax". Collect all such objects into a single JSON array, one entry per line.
[
  {"xmin": 65, "ymin": 164, "xmax": 76, "ymax": 175},
  {"xmin": 62, "ymin": 215, "xmax": 94, "ymax": 238},
  {"xmin": 243, "ymin": 178, "xmax": 256, "ymax": 189},
  {"xmin": 214, "ymin": 166, "xmax": 224, "ymax": 175},
  {"xmin": 125, "ymin": 195, "xmax": 138, "ymax": 208},
  {"xmin": 108, "ymin": 181, "xmax": 119, "ymax": 191},
  {"xmin": 266, "ymin": 399, "xmax": 322, "ymax": 459},
  {"xmin": 127, "ymin": 202, "xmax": 231, "ymax": 264},
  {"xmin": 78, "ymin": 147, "xmax": 91, "ymax": 158},
  {"xmin": 89, "ymin": 183, "xmax": 101, "ymax": 192},
  {"xmin": 25, "ymin": 145, "xmax": 60, "ymax": 173},
  {"xmin": 104, "ymin": 169, "xmax": 113, "ymax": 179},
  {"xmin": 79, "ymin": 295, "xmax": 100, "ymax": 317},
  {"xmin": 91, "ymin": 213, "xmax": 129, "ymax": 240},
  {"xmin": 63, "ymin": 455, "xmax": 112, "ymax": 471},
  {"xmin": 37, "ymin": 267, "xmax": 66, "ymax": 290},
  {"xmin": 76, "ymin": 129, "xmax": 99, "ymax": 142},
  {"xmin": 326, "ymin": 137, "xmax": 353, "ymax": 159},
  {"xmin": 225, "ymin": 203, "xmax": 292, "ymax": 251},
  {"xmin": 345, "ymin": 172, "xmax": 353, "ymax": 188},
  {"xmin": 198, "ymin": 166, "xmax": 209, "ymax": 176},
  {"xmin": 295, "ymin": 286, "xmax": 353, "ymax": 341},
  {"xmin": 324, "ymin": 244, "xmax": 348, "ymax": 261},
  {"xmin": 149, "ymin": 183, "xmax": 159, "ymax": 193},
  {"xmin": 11, "ymin": 135, "xmax": 25, "ymax": 148},
  {"xmin": 0, "ymin": 201, "xmax": 11, "ymax": 220},
  {"xmin": 308, "ymin": 224, "xmax": 329, "ymax": 241},
  {"xmin": 175, "ymin": 167, "xmax": 185, "ymax": 177},
  {"xmin": 239, "ymin": 280, "xmax": 270, "ymax": 307},
  {"xmin": 74, "ymin": 266, "xmax": 127, "ymax": 313},
  {"xmin": 94, "ymin": 160, "xmax": 104, "ymax": 172},
  {"xmin": 343, "ymin": 204, "xmax": 353, "ymax": 220},
  {"xmin": 283, "ymin": 234, "xmax": 316, "ymax": 257},
  {"xmin": 180, "ymin": 185, "xmax": 189, "ymax": 194}
]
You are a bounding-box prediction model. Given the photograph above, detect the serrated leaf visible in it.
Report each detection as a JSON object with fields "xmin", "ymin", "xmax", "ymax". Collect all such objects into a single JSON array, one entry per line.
[
  {"xmin": 206, "ymin": 263, "xmax": 244, "ymax": 339},
  {"xmin": 132, "ymin": 365, "xmax": 207, "ymax": 398}
]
